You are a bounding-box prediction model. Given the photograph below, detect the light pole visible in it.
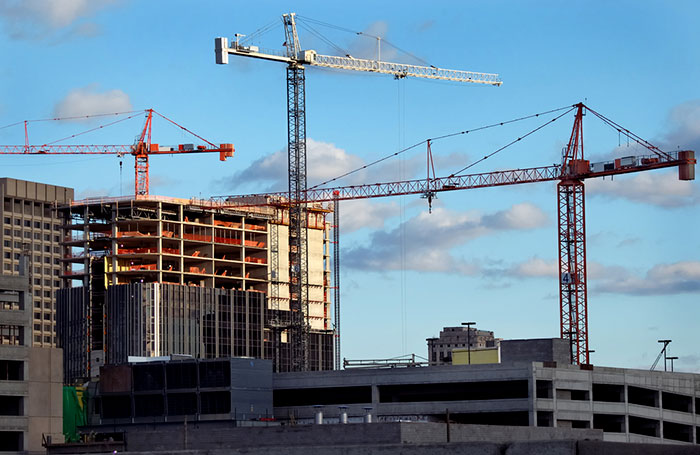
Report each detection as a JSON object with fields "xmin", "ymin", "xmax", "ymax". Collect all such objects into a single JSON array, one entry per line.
[
  {"xmin": 462, "ymin": 322, "xmax": 476, "ymax": 365},
  {"xmin": 667, "ymin": 356, "xmax": 678, "ymax": 372}
]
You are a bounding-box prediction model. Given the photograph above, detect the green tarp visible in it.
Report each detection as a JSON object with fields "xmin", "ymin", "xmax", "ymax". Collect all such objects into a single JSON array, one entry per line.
[{"xmin": 63, "ymin": 386, "xmax": 86, "ymax": 443}]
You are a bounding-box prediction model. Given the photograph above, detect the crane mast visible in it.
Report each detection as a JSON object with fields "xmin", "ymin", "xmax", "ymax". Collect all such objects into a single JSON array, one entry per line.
[
  {"xmin": 283, "ymin": 13, "xmax": 310, "ymax": 371},
  {"xmin": 215, "ymin": 12, "xmax": 501, "ymax": 372}
]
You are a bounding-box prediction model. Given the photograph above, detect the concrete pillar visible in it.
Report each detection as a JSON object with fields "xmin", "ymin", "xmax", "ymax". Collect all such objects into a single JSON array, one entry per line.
[
  {"xmin": 314, "ymin": 405, "xmax": 323, "ymax": 425},
  {"xmin": 338, "ymin": 406, "xmax": 348, "ymax": 424}
]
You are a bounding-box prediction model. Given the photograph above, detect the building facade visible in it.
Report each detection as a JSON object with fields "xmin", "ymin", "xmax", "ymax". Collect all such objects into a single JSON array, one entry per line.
[
  {"xmin": 0, "ymin": 258, "xmax": 64, "ymax": 454},
  {"xmin": 56, "ymin": 195, "xmax": 334, "ymax": 381},
  {"xmin": 1, "ymin": 178, "xmax": 74, "ymax": 348},
  {"xmin": 426, "ymin": 325, "xmax": 497, "ymax": 365}
]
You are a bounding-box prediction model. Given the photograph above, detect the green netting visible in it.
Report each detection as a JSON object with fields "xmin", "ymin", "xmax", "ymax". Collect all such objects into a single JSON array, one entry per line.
[{"xmin": 63, "ymin": 386, "xmax": 86, "ymax": 443}]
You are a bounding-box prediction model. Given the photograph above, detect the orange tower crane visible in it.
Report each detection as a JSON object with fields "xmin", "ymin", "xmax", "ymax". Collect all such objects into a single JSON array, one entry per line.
[
  {"xmin": 0, "ymin": 109, "xmax": 234, "ymax": 197},
  {"xmin": 216, "ymin": 103, "xmax": 696, "ymax": 365}
]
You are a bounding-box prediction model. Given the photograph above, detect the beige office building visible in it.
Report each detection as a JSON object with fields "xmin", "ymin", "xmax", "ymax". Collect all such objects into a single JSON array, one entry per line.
[{"xmin": 0, "ymin": 178, "xmax": 74, "ymax": 347}]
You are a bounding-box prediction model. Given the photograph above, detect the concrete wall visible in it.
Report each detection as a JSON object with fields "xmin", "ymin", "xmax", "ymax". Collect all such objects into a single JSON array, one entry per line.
[
  {"xmin": 104, "ymin": 422, "xmax": 601, "ymax": 452},
  {"xmin": 27, "ymin": 347, "xmax": 64, "ymax": 453},
  {"xmin": 501, "ymin": 338, "xmax": 571, "ymax": 364}
]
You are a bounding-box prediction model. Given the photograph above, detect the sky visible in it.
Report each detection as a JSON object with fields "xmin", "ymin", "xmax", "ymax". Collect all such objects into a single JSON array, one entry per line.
[{"xmin": 0, "ymin": 0, "xmax": 698, "ymax": 371}]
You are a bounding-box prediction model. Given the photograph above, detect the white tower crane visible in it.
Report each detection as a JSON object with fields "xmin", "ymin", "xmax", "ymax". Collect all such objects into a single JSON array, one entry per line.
[{"xmin": 215, "ymin": 13, "xmax": 502, "ymax": 372}]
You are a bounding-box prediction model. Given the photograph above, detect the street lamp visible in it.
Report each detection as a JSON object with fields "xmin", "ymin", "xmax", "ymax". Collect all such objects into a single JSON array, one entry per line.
[
  {"xmin": 461, "ymin": 322, "xmax": 476, "ymax": 365},
  {"xmin": 667, "ymin": 356, "xmax": 679, "ymax": 372}
]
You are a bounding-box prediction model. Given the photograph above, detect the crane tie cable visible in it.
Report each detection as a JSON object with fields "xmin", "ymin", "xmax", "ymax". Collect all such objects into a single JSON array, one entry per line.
[
  {"xmin": 309, "ymin": 104, "xmax": 575, "ymax": 190},
  {"xmin": 449, "ymin": 106, "xmax": 576, "ymax": 176}
]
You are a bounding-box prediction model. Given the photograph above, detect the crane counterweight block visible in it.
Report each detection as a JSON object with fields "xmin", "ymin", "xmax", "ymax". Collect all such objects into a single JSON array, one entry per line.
[{"xmin": 678, "ymin": 150, "xmax": 696, "ymax": 180}]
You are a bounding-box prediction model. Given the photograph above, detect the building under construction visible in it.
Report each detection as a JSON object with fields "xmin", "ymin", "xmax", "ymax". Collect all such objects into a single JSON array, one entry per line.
[{"xmin": 56, "ymin": 195, "xmax": 334, "ymax": 382}]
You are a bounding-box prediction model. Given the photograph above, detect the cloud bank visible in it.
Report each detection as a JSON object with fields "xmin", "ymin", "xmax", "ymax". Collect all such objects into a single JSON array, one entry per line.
[{"xmin": 53, "ymin": 85, "xmax": 132, "ymax": 119}]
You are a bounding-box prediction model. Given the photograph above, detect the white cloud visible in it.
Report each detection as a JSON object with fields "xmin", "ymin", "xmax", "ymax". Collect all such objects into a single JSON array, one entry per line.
[
  {"xmin": 344, "ymin": 203, "xmax": 548, "ymax": 274},
  {"xmin": 593, "ymin": 260, "xmax": 700, "ymax": 296},
  {"xmin": 339, "ymin": 199, "xmax": 400, "ymax": 233},
  {"xmin": 0, "ymin": 0, "xmax": 119, "ymax": 40},
  {"xmin": 215, "ymin": 138, "xmax": 425, "ymax": 194},
  {"xmin": 507, "ymin": 257, "xmax": 558, "ymax": 278},
  {"xmin": 662, "ymin": 99, "xmax": 700, "ymax": 152},
  {"xmin": 586, "ymin": 171, "xmax": 699, "ymax": 207},
  {"xmin": 347, "ymin": 21, "xmax": 397, "ymax": 61},
  {"xmin": 53, "ymin": 85, "xmax": 132, "ymax": 119}
]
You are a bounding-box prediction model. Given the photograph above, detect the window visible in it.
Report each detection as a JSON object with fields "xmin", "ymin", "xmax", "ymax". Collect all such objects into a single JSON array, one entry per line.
[
  {"xmin": 44, "ymin": 257, "xmax": 50, "ymax": 264},
  {"xmin": 13, "ymin": 253, "xmax": 19, "ymax": 260},
  {"xmin": 53, "ymin": 270, "xmax": 59, "ymax": 276},
  {"xmin": 23, "ymin": 232, "xmax": 30, "ymax": 239},
  {"xmin": 3, "ymin": 264, "xmax": 10, "ymax": 271},
  {"xmin": 13, "ymin": 265, "xmax": 18, "ymax": 272},
  {"xmin": 33, "ymin": 312, "xmax": 40, "ymax": 320},
  {"xmin": 34, "ymin": 233, "xmax": 40, "ymax": 240},
  {"xmin": 34, "ymin": 221, "xmax": 40, "ymax": 229},
  {"xmin": 13, "ymin": 230, "xmax": 20, "ymax": 237},
  {"xmin": 54, "ymin": 259, "xmax": 59, "ymax": 265},
  {"xmin": 43, "ymin": 291, "xmax": 51, "ymax": 298},
  {"xmin": 44, "ymin": 223, "xmax": 50, "ymax": 230},
  {"xmin": 24, "ymin": 220, "xmax": 30, "ymax": 227},
  {"xmin": 54, "ymin": 281, "xmax": 60, "ymax": 287},
  {"xmin": 3, "ymin": 228, "xmax": 9, "ymax": 235},
  {"xmin": 3, "ymin": 241, "xmax": 9, "ymax": 247},
  {"xmin": 54, "ymin": 224, "xmax": 60, "ymax": 231},
  {"xmin": 34, "ymin": 335, "xmax": 41, "ymax": 342},
  {"xmin": 0, "ymin": 325, "xmax": 22, "ymax": 345},
  {"xmin": 14, "ymin": 219, "xmax": 20, "ymax": 226},
  {"xmin": 33, "ymin": 245, "xmax": 40, "ymax": 251},
  {"xmin": 44, "ymin": 234, "xmax": 49, "ymax": 241},
  {"xmin": 53, "ymin": 247, "xmax": 60, "ymax": 254},
  {"xmin": 44, "ymin": 246, "xmax": 50, "ymax": 253},
  {"xmin": 3, "ymin": 217, "xmax": 9, "ymax": 224},
  {"xmin": 54, "ymin": 235, "xmax": 59, "ymax": 242},
  {"xmin": 43, "ymin": 301, "xmax": 51, "ymax": 309},
  {"xmin": 43, "ymin": 279, "xmax": 50, "ymax": 286},
  {"xmin": 3, "ymin": 253, "xmax": 9, "ymax": 259},
  {"xmin": 43, "ymin": 313, "xmax": 51, "ymax": 320},
  {"xmin": 34, "ymin": 300, "xmax": 40, "ymax": 306},
  {"xmin": 33, "ymin": 279, "xmax": 40, "ymax": 285},
  {"xmin": 34, "ymin": 324, "xmax": 41, "ymax": 331}
]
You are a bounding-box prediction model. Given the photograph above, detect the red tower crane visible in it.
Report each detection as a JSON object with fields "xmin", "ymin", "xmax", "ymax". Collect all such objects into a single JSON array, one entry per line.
[
  {"xmin": 0, "ymin": 109, "xmax": 235, "ymax": 197},
  {"xmin": 216, "ymin": 103, "xmax": 696, "ymax": 365}
]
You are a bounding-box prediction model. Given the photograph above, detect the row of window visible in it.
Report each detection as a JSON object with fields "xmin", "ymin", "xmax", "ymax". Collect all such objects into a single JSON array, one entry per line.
[
  {"xmin": 5, "ymin": 247, "xmax": 61, "ymax": 259},
  {"xmin": 3, "ymin": 255, "xmax": 60, "ymax": 268},
  {"xmin": 3, "ymin": 217, "xmax": 60, "ymax": 229},
  {"xmin": 3, "ymin": 196, "xmax": 60, "ymax": 216},
  {"xmin": 3, "ymin": 227, "xmax": 61, "ymax": 241},
  {"xmin": 34, "ymin": 335, "xmax": 56, "ymax": 344},
  {"xmin": 33, "ymin": 312, "xmax": 54, "ymax": 321}
]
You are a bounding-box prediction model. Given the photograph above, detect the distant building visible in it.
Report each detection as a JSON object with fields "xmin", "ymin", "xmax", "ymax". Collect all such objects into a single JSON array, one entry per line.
[
  {"xmin": 426, "ymin": 325, "xmax": 496, "ymax": 365},
  {"xmin": 0, "ymin": 177, "xmax": 74, "ymax": 348},
  {"xmin": 0, "ymin": 257, "xmax": 64, "ymax": 453}
]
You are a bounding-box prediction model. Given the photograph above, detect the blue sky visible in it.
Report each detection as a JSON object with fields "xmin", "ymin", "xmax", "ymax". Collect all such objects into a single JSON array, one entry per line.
[{"xmin": 0, "ymin": 0, "xmax": 698, "ymax": 371}]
